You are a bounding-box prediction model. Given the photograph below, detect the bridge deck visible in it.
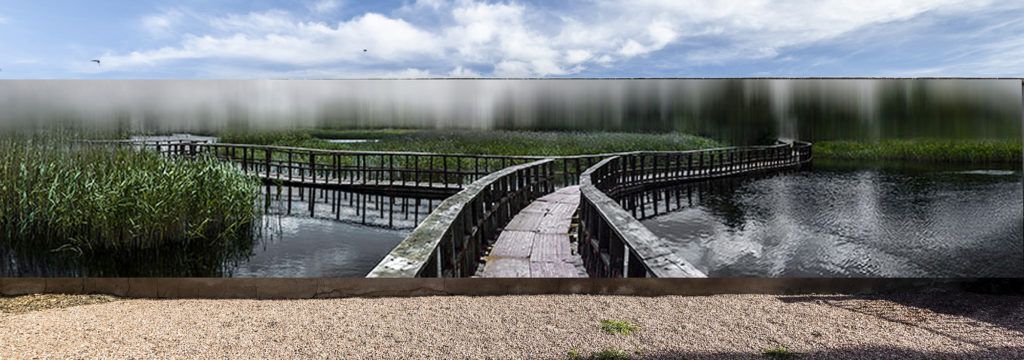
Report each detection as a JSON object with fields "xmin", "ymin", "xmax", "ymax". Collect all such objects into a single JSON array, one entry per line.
[{"xmin": 478, "ymin": 186, "xmax": 587, "ymax": 278}]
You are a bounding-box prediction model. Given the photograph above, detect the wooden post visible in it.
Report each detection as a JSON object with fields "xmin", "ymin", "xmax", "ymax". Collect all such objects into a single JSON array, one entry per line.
[
  {"xmin": 310, "ymin": 151, "xmax": 316, "ymax": 184},
  {"xmin": 389, "ymin": 154, "xmax": 395, "ymax": 186},
  {"xmin": 265, "ymin": 148, "xmax": 271, "ymax": 178},
  {"xmin": 442, "ymin": 155, "xmax": 449, "ymax": 188},
  {"xmin": 414, "ymin": 155, "xmax": 421, "ymax": 186}
]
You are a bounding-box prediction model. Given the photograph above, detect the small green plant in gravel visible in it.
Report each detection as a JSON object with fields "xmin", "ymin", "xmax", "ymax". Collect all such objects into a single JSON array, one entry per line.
[
  {"xmin": 600, "ymin": 319, "xmax": 639, "ymax": 335},
  {"xmin": 762, "ymin": 345, "xmax": 798, "ymax": 359},
  {"xmin": 567, "ymin": 348, "xmax": 584, "ymax": 360},
  {"xmin": 566, "ymin": 347, "xmax": 633, "ymax": 360},
  {"xmin": 592, "ymin": 348, "xmax": 631, "ymax": 360}
]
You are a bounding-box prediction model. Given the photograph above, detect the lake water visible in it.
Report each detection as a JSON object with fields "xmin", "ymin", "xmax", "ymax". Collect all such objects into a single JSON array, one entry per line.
[
  {"xmin": 228, "ymin": 186, "xmax": 437, "ymax": 277},
  {"xmin": 636, "ymin": 161, "xmax": 1023, "ymax": 277}
]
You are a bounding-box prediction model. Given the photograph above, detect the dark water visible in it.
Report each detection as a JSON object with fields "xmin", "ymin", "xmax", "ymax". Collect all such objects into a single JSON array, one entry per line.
[
  {"xmin": 637, "ymin": 161, "xmax": 1023, "ymax": 277},
  {"xmin": 229, "ymin": 186, "xmax": 437, "ymax": 277},
  {"xmin": 0, "ymin": 186, "xmax": 436, "ymax": 277}
]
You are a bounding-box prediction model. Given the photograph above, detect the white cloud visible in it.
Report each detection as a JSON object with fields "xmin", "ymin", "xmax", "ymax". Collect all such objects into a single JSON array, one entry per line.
[
  {"xmin": 0, "ymin": 15, "xmax": 8, "ymax": 24},
  {"xmin": 106, "ymin": 12, "xmax": 440, "ymax": 68},
  {"xmin": 308, "ymin": 0, "xmax": 341, "ymax": 14},
  {"xmin": 141, "ymin": 10, "xmax": 183, "ymax": 37},
  {"xmin": 449, "ymin": 65, "xmax": 481, "ymax": 77},
  {"xmin": 101, "ymin": 0, "xmax": 1022, "ymax": 77}
]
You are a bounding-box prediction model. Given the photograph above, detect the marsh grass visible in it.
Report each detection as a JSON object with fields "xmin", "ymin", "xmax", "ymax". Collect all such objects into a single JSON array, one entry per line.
[
  {"xmin": 220, "ymin": 129, "xmax": 722, "ymax": 156},
  {"xmin": 815, "ymin": 139, "xmax": 1022, "ymax": 163},
  {"xmin": 0, "ymin": 138, "xmax": 261, "ymax": 272}
]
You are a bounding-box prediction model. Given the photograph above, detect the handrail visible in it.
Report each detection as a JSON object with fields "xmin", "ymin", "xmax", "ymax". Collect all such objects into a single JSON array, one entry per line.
[
  {"xmin": 367, "ymin": 158, "xmax": 555, "ymax": 277},
  {"xmin": 577, "ymin": 141, "xmax": 812, "ymax": 277},
  {"xmin": 81, "ymin": 140, "xmax": 624, "ymax": 187},
  {"xmin": 579, "ymin": 156, "xmax": 707, "ymax": 278},
  {"xmin": 79, "ymin": 137, "xmax": 811, "ymax": 278}
]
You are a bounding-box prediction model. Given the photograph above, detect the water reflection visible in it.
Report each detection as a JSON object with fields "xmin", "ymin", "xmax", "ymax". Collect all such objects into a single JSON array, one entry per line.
[
  {"xmin": 230, "ymin": 185, "xmax": 438, "ymax": 277},
  {"xmin": 635, "ymin": 161, "xmax": 1024, "ymax": 277}
]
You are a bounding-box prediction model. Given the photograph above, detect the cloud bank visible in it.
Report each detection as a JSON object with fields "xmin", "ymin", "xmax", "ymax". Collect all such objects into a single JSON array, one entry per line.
[{"xmin": 92, "ymin": 0, "xmax": 1024, "ymax": 77}]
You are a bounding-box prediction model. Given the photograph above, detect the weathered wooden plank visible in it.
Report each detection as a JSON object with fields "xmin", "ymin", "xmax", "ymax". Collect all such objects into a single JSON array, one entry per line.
[
  {"xmin": 489, "ymin": 231, "xmax": 535, "ymax": 258},
  {"xmin": 477, "ymin": 186, "xmax": 585, "ymax": 278},
  {"xmin": 479, "ymin": 258, "xmax": 531, "ymax": 278},
  {"xmin": 529, "ymin": 261, "xmax": 582, "ymax": 278},
  {"xmin": 530, "ymin": 234, "xmax": 572, "ymax": 262}
]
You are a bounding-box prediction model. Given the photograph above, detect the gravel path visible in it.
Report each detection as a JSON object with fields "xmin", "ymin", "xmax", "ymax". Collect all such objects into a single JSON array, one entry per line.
[{"xmin": 1, "ymin": 293, "xmax": 1022, "ymax": 359}]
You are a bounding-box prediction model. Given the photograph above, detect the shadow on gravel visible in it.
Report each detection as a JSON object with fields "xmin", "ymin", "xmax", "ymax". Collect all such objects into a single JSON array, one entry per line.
[
  {"xmin": 778, "ymin": 290, "xmax": 1024, "ymax": 349},
  {"xmin": 634, "ymin": 346, "xmax": 1024, "ymax": 360}
]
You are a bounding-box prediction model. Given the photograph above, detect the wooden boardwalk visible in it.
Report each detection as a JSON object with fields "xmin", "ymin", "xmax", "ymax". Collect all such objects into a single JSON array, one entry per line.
[
  {"xmin": 258, "ymin": 174, "xmax": 460, "ymax": 199},
  {"xmin": 478, "ymin": 186, "xmax": 587, "ymax": 278}
]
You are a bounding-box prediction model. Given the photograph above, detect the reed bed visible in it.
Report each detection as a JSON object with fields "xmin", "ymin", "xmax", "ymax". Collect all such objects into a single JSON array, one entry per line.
[
  {"xmin": 220, "ymin": 129, "xmax": 722, "ymax": 156},
  {"xmin": 0, "ymin": 139, "xmax": 261, "ymax": 262},
  {"xmin": 815, "ymin": 139, "xmax": 1022, "ymax": 163}
]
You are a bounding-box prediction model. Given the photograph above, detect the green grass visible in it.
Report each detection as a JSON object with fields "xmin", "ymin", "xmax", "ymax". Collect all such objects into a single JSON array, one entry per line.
[
  {"xmin": 0, "ymin": 138, "xmax": 261, "ymax": 255},
  {"xmin": 600, "ymin": 319, "xmax": 639, "ymax": 335},
  {"xmin": 219, "ymin": 129, "xmax": 723, "ymax": 156},
  {"xmin": 814, "ymin": 139, "xmax": 1021, "ymax": 163},
  {"xmin": 762, "ymin": 345, "xmax": 798, "ymax": 359}
]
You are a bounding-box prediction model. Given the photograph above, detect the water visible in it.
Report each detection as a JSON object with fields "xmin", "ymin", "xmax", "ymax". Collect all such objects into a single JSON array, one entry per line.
[
  {"xmin": 637, "ymin": 161, "xmax": 1024, "ymax": 277},
  {"xmin": 324, "ymin": 139, "xmax": 379, "ymax": 144},
  {"xmin": 228, "ymin": 217, "xmax": 405, "ymax": 277},
  {"xmin": 0, "ymin": 186, "xmax": 437, "ymax": 277},
  {"xmin": 230, "ymin": 186, "xmax": 438, "ymax": 277}
]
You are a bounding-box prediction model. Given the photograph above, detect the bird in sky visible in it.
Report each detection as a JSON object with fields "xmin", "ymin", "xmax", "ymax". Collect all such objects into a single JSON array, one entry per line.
[
  {"xmin": 362, "ymin": 49, "xmax": 367, "ymax": 52},
  {"xmin": 91, "ymin": 59, "xmax": 101, "ymax": 66}
]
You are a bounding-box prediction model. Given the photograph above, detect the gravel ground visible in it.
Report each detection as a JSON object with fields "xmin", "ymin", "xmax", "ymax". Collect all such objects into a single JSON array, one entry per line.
[
  {"xmin": 1, "ymin": 293, "xmax": 1022, "ymax": 359},
  {"xmin": 0, "ymin": 294, "xmax": 117, "ymax": 315}
]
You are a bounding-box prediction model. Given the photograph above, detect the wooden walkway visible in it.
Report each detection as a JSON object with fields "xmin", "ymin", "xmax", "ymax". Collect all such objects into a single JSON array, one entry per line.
[
  {"xmin": 478, "ymin": 186, "xmax": 587, "ymax": 278},
  {"xmin": 257, "ymin": 173, "xmax": 461, "ymax": 199}
]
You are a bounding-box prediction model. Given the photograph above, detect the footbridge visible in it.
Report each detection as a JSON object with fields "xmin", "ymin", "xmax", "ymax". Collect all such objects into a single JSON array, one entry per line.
[
  {"xmin": 367, "ymin": 141, "xmax": 812, "ymax": 278},
  {"xmin": 88, "ymin": 138, "xmax": 811, "ymax": 279}
]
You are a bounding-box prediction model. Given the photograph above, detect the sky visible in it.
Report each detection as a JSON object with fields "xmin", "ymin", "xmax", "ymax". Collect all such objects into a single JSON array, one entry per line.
[{"xmin": 0, "ymin": 0, "xmax": 1022, "ymax": 79}]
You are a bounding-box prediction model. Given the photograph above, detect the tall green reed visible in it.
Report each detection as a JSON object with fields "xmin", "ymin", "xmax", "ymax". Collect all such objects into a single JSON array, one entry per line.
[{"xmin": 0, "ymin": 138, "xmax": 261, "ymax": 257}]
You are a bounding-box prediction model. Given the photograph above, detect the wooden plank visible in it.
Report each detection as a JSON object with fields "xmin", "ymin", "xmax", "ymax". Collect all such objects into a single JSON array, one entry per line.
[
  {"xmin": 530, "ymin": 234, "xmax": 572, "ymax": 262},
  {"xmin": 529, "ymin": 261, "xmax": 583, "ymax": 278},
  {"xmin": 479, "ymin": 258, "xmax": 531, "ymax": 278},
  {"xmin": 489, "ymin": 231, "xmax": 535, "ymax": 258},
  {"xmin": 477, "ymin": 186, "xmax": 585, "ymax": 278}
]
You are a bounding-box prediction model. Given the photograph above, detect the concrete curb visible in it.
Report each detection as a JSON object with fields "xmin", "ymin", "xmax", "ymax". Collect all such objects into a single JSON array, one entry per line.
[{"xmin": 2, "ymin": 278, "xmax": 1010, "ymax": 299}]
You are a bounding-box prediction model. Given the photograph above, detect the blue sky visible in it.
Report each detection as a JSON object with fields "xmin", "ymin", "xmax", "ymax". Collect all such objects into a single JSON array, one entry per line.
[{"xmin": 0, "ymin": 0, "xmax": 1022, "ymax": 78}]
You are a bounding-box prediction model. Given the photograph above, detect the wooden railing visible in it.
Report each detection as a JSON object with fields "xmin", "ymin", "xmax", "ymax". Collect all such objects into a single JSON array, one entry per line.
[
  {"xmin": 367, "ymin": 158, "xmax": 556, "ymax": 278},
  {"xmin": 79, "ymin": 139, "xmax": 620, "ymax": 189},
  {"xmin": 578, "ymin": 141, "xmax": 812, "ymax": 278},
  {"xmin": 197, "ymin": 143, "xmax": 538, "ymax": 191},
  {"xmin": 81, "ymin": 140, "xmax": 539, "ymax": 192}
]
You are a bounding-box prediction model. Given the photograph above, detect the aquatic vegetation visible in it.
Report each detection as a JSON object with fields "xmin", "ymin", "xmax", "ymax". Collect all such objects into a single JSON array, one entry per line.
[
  {"xmin": 220, "ymin": 129, "xmax": 722, "ymax": 156},
  {"xmin": 0, "ymin": 139, "xmax": 261, "ymax": 264},
  {"xmin": 815, "ymin": 139, "xmax": 1022, "ymax": 162}
]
